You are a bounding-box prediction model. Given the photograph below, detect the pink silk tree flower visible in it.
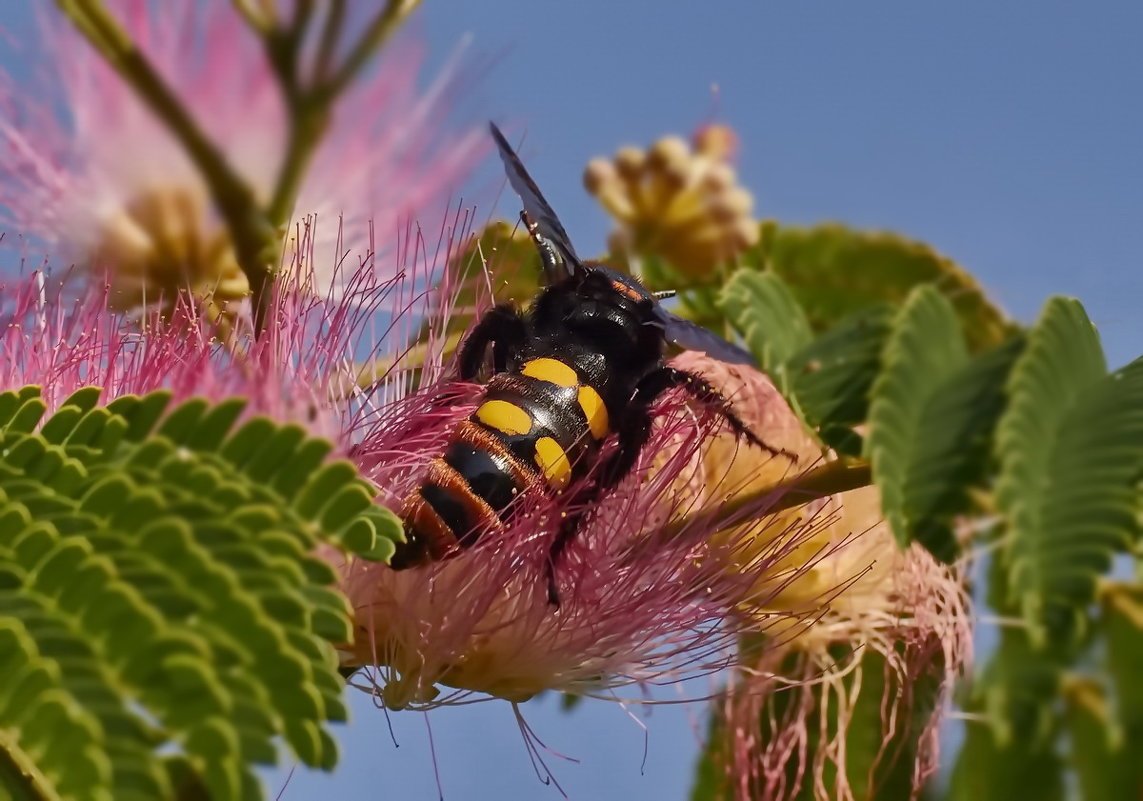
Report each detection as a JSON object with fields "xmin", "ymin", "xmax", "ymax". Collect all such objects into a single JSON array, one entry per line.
[
  {"xmin": 2, "ymin": 237, "xmax": 831, "ymax": 716},
  {"xmin": 334, "ymin": 351, "xmax": 839, "ymax": 711},
  {"xmin": 666, "ymin": 353, "xmax": 972, "ymax": 801},
  {"xmin": 0, "ymin": 236, "xmax": 425, "ymax": 436},
  {"xmin": 0, "ymin": 1, "xmax": 484, "ymax": 316}
]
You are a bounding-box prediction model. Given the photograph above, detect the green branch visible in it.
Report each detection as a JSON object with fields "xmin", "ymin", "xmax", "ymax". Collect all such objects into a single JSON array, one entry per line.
[
  {"xmin": 0, "ymin": 732, "xmax": 54, "ymax": 801},
  {"xmin": 314, "ymin": 0, "xmax": 348, "ymax": 81},
  {"xmin": 264, "ymin": 0, "xmax": 423, "ymax": 228},
  {"xmin": 325, "ymin": 0, "xmax": 423, "ymax": 97}
]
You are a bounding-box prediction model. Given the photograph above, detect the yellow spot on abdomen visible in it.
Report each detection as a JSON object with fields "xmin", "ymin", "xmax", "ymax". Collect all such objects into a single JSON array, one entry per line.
[
  {"xmin": 577, "ymin": 386, "xmax": 610, "ymax": 439},
  {"xmin": 534, "ymin": 437, "xmax": 572, "ymax": 489},
  {"xmin": 521, "ymin": 358, "xmax": 579, "ymax": 387},
  {"xmin": 475, "ymin": 400, "xmax": 532, "ymax": 436}
]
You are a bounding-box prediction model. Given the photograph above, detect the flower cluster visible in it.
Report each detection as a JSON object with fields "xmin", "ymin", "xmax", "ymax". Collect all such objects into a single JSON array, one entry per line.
[{"xmin": 584, "ymin": 124, "xmax": 760, "ymax": 277}]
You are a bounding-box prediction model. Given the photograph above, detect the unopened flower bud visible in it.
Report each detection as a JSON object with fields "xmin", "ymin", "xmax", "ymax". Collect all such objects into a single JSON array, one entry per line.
[
  {"xmin": 613, "ymin": 146, "xmax": 646, "ymax": 180},
  {"xmin": 646, "ymin": 135, "xmax": 690, "ymax": 172},
  {"xmin": 699, "ymin": 161, "xmax": 737, "ymax": 193},
  {"xmin": 708, "ymin": 187, "xmax": 755, "ymax": 223},
  {"xmin": 584, "ymin": 123, "xmax": 761, "ymax": 278},
  {"xmin": 583, "ymin": 157, "xmax": 619, "ymax": 194}
]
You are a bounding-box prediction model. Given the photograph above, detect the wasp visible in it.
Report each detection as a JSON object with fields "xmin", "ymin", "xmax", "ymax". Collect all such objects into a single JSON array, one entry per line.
[{"xmin": 390, "ymin": 123, "xmax": 794, "ymax": 603}]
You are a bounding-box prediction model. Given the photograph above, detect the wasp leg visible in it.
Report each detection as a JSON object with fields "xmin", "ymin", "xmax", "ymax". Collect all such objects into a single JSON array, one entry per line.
[
  {"xmin": 544, "ymin": 366, "xmax": 799, "ymax": 606},
  {"xmin": 457, "ymin": 303, "xmax": 528, "ymax": 380},
  {"xmin": 546, "ymin": 406, "xmax": 654, "ymax": 606},
  {"xmin": 636, "ymin": 367, "xmax": 800, "ymax": 463}
]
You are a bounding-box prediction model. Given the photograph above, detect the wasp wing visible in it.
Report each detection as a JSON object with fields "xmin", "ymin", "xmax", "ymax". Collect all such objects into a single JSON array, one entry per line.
[
  {"xmin": 653, "ymin": 306, "xmax": 758, "ymax": 366},
  {"xmin": 490, "ymin": 122, "xmax": 581, "ymax": 284}
]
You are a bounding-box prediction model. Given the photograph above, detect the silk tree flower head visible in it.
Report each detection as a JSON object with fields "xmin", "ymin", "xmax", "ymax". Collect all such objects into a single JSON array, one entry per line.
[
  {"xmin": 583, "ymin": 124, "xmax": 760, "ymax": 278},
  {"xmin": 0, "ymin": 1, "xmax": 483, "ymax": 320},
  {"xmin": 334, "ymin": 350, "xmax": 838, "ymax": 711},
  {"xmin": 0, "ymin": 246, "xmax": 411, "ymax": 433},
  {"xmin": 667, "ymin": 353, "xmax": 972, "ymax": 801}
]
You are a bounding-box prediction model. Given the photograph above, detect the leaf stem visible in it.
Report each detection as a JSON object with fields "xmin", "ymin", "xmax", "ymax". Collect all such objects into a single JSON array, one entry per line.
[
  {"xmin": 58, "ymin": 0, "xmax": 421, "ymax": 336},
  {"xmin": 264, "ymin": 0, "xmax": 423, "ymax": 229},
  {"xmin": 314, "ymin": 0, "xmax": 348, "ymax": 81},
  {"xmin": 0, "ymin": 731, "xmax": 56, "ymax": 801},
  {"xmin": 325, "ymin": 0, "xmax": 422, "ymax": 97}
]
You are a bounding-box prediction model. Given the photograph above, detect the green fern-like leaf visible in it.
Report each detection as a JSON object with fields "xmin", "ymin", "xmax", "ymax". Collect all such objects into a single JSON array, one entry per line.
[
  {"xmin": 950, "ymin": 713, "xmax": 1064, "ymax": 801},
  {"xmin": 786, "ymin": 303, "xmax": 894, "ymax": 431},
  {"xmin": 0, "ymin": 387, "xmax": 403, "ymax": 801},
  {"xmin": 1100, "ymin": 585, "xmax": 1143, "ymax": 796},
  {"xmin": 689, "ymin": 712, "xmax": 728, "ymax": 801},
  {"xmin": 996, "ymin": 299, "xmax": 1143, "ymax": 643},
  {"xmin": 718, "ymin": 272, "xmax": 893, "ymax": 457},
  {"xmin": 719, "ymin": 271, "xmax": 813, "ymax": 375},
  {"xmin": 865, "ymin": 286, "xmax": 970, "ymax": 559}
]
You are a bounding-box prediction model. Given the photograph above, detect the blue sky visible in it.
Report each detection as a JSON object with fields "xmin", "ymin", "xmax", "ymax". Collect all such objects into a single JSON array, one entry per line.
[{"xmin": 3, "ymin": 2, "xmax": 1141, "ymax": 800}]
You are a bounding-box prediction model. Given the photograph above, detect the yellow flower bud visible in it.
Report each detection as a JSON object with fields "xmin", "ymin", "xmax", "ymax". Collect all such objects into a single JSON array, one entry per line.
[{"xmin": 584, "ymin": 124, "xmax": 760, "ymax": 278}]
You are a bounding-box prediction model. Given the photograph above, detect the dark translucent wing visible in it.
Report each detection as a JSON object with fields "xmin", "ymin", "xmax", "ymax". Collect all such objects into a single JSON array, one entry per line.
[
  {"xmin": 653, "ymin": 306, "xmax": 759, "ymax": 366},
  {"xmin": 490, "ymin": 122, "xmax": 581, "ymax": 283}
]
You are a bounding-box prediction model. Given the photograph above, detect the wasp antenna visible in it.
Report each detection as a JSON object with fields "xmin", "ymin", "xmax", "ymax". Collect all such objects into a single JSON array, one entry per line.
[{"xmin": 653, "ymin": 290, "xmax": 677, "ymax": 300}]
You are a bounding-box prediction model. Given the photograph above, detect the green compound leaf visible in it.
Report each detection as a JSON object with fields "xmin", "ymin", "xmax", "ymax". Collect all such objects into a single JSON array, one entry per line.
[
  {"xmin": 719, "ymin": 270, "xmax": 813, "ymax": 375},
  {"xmin": 0, "ymin": 387, "xmax": 403, "ymax": 801},
  {"xmin": 865, "ymin": 286, "xmax": 1010, "ymax": 561},
  {"xmin": 1063, "ymin": 677, "xmax": 1141, "ymax": 801},
  {"xmin": 1100, "ymin": 585, "xmax": 1143, "ymax": 796},
  {"xmin": 753, "ymin": 222, "xmax": 1014, "ymax": 351},
  {"xmin": 717, "ymin": 270, "xmax": 893, "ymax": 457},
  {"xmin": 996, "ymin": 299, "xmax": 1143, "ymax": 644},
  {"xmin": 950, "ymin": 627, "xmax": 1066, "ymax": 801},
  {"xmin": 950, "ymin": 713, "xmax": 1064, "ymax": 801},
  {"xmin": 786, "ymin": 303, "xmax": 894, "ymax": 431}
]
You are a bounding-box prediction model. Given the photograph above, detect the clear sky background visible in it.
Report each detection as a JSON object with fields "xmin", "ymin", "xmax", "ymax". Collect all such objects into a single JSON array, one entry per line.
[{"xmin": 3, "ymin": 2, "xmax": 1142, "ymax": 800}]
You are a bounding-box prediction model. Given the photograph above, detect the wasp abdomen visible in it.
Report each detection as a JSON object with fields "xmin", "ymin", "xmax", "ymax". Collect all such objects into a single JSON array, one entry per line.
[
  {"xmin": 393, "ymin": 355, "xmax": 615, "ymax": 569},
  {"xmin": 443, "ymin": 440, "xmax": 519, "ymax": 512}
]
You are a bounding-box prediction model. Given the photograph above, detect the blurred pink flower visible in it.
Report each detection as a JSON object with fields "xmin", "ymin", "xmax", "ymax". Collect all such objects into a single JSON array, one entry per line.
[{"xmin": 0, "ymin": 1, "xmax": 485, "ymax": 311}]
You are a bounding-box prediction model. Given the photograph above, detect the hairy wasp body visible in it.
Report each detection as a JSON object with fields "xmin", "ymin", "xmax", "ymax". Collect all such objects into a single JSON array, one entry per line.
[{"xmin": 390, "ymin": 124, "xmax": 792, "ymax": 602}]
